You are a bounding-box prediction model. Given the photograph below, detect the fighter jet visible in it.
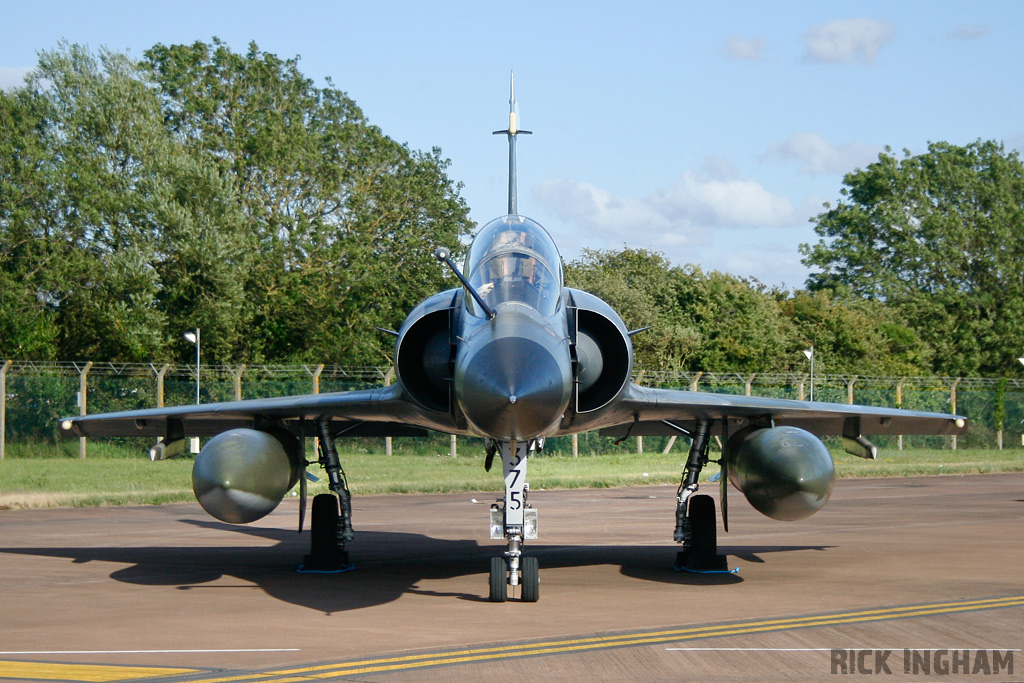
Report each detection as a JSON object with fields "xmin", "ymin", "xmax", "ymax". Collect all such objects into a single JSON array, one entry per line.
[{"xmin": 61, "ymin": 78, "xmax": 967, "ymax": 602}]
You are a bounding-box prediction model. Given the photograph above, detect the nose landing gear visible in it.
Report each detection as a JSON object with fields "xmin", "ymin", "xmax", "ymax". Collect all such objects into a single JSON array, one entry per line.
[{"xmin": 488, "ymin": 438, "xmax": 540, "ymax": 602}]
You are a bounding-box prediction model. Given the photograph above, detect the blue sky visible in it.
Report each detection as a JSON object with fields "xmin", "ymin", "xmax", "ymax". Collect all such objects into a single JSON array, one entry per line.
[{"xmin": 2, "ymin": 1, "xmax": 1021, "ymax": 288}]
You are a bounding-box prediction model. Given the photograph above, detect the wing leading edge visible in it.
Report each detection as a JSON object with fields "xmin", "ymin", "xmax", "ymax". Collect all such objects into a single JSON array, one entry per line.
[
  {"xmin": 59, "ymin": 383, "xmax": 451, "ymax": 440},
  {"xmin": 600, "ymin": 383, "xmax": 966, "ymax": 438}
]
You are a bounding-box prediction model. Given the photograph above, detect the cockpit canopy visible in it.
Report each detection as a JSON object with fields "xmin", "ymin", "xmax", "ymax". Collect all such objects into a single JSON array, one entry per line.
[{"xmin": 464, "ymin": 215, "xmax": 564, "ymax": 317}]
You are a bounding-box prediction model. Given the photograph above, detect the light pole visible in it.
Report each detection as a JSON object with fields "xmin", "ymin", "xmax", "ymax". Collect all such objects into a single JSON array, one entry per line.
[
  {"xmin": 803, "ymin": 347, "xmax": 815, "ymax": 402},
  {"xmin": 184, "ymin": 328, "xmax": 201, "ymax": 454},
  {"xmin": 184, "ymin": 328, "xmax": 201, "ymax": 405}
]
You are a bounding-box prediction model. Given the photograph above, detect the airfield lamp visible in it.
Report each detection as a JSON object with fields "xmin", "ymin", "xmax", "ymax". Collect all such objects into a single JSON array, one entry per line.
[{"xmin": 803, "ymin": 347, "xmax": 815, "ymax": 402}]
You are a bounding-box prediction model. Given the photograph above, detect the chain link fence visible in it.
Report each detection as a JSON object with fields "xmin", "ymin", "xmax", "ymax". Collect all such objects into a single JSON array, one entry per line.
[{"xmin": 2, "ymin": 361, "xmax": 1020, "ymax": 457}]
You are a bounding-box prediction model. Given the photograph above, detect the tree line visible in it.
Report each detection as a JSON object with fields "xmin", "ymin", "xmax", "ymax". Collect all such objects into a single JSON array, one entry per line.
[
  {"xmin": 3, "ymin": 41, "xmax": 1023, "ymax": 379},
  {"xmin": 1, "ymin": 40, "xmax": 472, "ymax": 366}
]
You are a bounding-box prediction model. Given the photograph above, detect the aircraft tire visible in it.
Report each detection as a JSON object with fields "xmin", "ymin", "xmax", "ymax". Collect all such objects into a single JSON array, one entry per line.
[
  {"xmin": 688, "ymin": 494, "xmax": 718, "ymax": 557},
  {"xmin": 675, "ymin": 494, "xmax": 728, "ymax": 572},
  {"xmin": 489, "ymin": 556, "xmax": 507, "ymax": 602},
  {"xmin": 310, "ymin": 493, "xmax": 339, "ymax": 557},
  {"xmin": 521, "ymin": 556, "xmax": 539, "ymax": 602}
]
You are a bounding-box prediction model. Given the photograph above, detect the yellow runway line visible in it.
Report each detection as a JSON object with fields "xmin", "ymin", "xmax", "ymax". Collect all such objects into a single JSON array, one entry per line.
[
  {"xmin": 182, "ymin": 594, "xmax": 1024, "ymax": 682},
  {"xmin": 0, "ymin": 660, "xmax": 196, "ymax": 682}
]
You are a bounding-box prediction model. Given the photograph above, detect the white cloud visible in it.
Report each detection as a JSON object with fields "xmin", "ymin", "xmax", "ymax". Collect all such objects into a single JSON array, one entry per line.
[
  {"xmin": 711, "ymin": 243, "xmax": 810, "ymax": 287},
  {"xmin": 530, "ymin": 172, "xmax": 822, "ymax": 285},
  {"xmin": 723, "ymin": 35, "xmax": 766, "ymax": 61},
  {"xmin": 949, "ymin": 24, "xmax": 989, "ymax": 41},
  {"xmin": 699, "ymin": 155, "xmax": 741, "ymax": 181},
  {"xmin": 803, "ymin": 18, "xmax": 895, "ymax": 64},
  {"xmin": 532, "ymin": 170, "xmax": 796, "ymax": 251},
  {"xmin": 762, "ymin": 132, "xmax": 882, "ymax": 175},
  {"xmin": 648, "ymin": 174, "xmax": 796, "ymax": 228},
  {"xmin": 533, "ymin": 178, "xmax": 689, "ymax": 245},
  {"xmin": 0, "ymin": 66, "xmax": 32, "ymax": 91}
]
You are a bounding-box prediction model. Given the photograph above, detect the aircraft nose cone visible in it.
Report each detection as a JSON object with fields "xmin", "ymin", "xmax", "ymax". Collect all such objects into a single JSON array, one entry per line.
[{"xmin": 456, "ymin": 328, "xmax": 571, "ymax": 440}]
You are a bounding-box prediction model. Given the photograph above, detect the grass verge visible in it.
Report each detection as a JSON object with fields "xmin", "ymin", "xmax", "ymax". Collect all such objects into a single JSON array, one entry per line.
[{"xmin": 1, "ymin": 445, "xmax": 1023, "ymax": 510}]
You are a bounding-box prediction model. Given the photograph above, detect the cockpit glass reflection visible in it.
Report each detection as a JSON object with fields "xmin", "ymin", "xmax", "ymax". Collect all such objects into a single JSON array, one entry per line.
[{"xmin": 465, "ymin": 216, "xmax": 563, "ymax": 317}]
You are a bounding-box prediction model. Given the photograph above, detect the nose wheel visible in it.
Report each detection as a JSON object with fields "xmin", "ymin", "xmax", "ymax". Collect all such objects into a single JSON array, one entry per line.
[
  {"xmin": 521, "ymin": 555, "xmax": 539, "ymax": 602},
  {"xmin": 488, "ymin": 439, "xmax": 541, "ymax": 602},
  {"xmin": 489, "ymin": 556, "xmax": 507, "ymax": 602},
  {"xmin": 489, "ymin": 554, "xmax": 539, "ymax": 602}
]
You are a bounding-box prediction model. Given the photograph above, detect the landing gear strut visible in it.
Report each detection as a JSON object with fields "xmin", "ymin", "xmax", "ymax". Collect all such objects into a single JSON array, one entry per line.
[
  {"xmin": 301, "ymin": 419, "xmax": 355, "ymax": 572},
  {"xmin": 673, "ymin": 420, "xmax": 728, "ymax": 572},
  {"xmin": 488, "ymin": 439, "xmax": 540, "ymax": 602}
]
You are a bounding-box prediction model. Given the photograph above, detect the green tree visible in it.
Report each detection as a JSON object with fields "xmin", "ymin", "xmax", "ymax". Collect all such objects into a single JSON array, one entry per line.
[
  {"xmin": 0, "ymin": 86, "xmax": 60, "ymax": 358},
  {"xmin": 0, "ymin": 45, "xmax": 173, "ymax": 361},
  {"xmin": 678, "ymin": 269, "xmax": 792, "ymax": 373},
  {"xmin": 566, "ymin": 248, "xmax": 701, "ymax": 371},
  {"xmin": 143, "ymin": 40, "xmax": 472, "ymax": 364},
  {"xmin": 3, "ymin": 44, "xmax": 253, "ymax": 363},
  {"xmin": 801, "ymin": 141, "xmax": 1024, "ymax": 376},
  {"xmin": 1, "ymin": 40, "xmax": 472, "ymax": 366},
  {"xmin": 781, "ymin": 289, "xmax": 932, "ymax": 376}
]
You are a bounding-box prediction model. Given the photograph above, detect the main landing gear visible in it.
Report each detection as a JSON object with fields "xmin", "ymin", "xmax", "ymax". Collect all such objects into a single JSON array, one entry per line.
[
  {"xmin": 487, "ymin": 439, "xmax": 540, "ymax": 602},
  {"xmin": 301, "ymin": 419, "xmax": 355, "ymax": 572},
  {"xmin": 672, "ymin": 419, "xmax": 728, "ymax": 572}
]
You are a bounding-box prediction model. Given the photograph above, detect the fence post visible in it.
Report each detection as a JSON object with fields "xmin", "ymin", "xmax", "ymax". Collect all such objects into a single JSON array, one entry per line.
[
  {"xmin": 384, "ymin": 368, "xmax": 395, "ymax": 456},
  {"xmin": 0, "ymin": 360, "xmax": 11, "ymax": 460},
  {"xmin": 846, "ymin": 376, "xmax": 858, "ymax": 405},
  {"xmin": 311, "ymin": 364, "xmax": 325, "ymax": 455},
  {"xmin": 77, "ymin": 361, "xmax": 93, "ymax": 459},
  {"xmin": 154, "ymin": 364, "xmax": 169, "ymax": 407},
  {"xmin": 635, "ymin": 370, "xmax": 645, "ymax": 453},
  {"xmin": 745, "ymin": 374, "xmax": 756, "ymax": 397},
  {"xmin": 312, "ymin": 364, "xmax": 324, "ymax": 394},
  {"xmin": 896, "ymin": 379, "xmax": 905, "ymax": 451},
  {"xmin": 572, "ymin": 433, "xmax": 579, "ymax": 457},
  {"xmin": 950, "ymin": 378, "xmax": 961, "ymax": 451},
  {"xmin": 689, "ymin": 371, "xmax": 703, "ymax": 392},
  {"xmin": 233, "ymin": 364, "xmax": 246, "ymax": 400}
]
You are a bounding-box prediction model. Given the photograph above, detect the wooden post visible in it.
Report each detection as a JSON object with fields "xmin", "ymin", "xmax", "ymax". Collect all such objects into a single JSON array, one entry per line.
[
  {"xmin": 450, "ymin": 434, "xmax": 457, "ymax": 458},
  {"xmin": 635, "ymin": 370, "xmax": 645, "ymax": 453},
  {"xmin": 689, "ymin": 371, "xmax": 703, "ymax": 392},
  {"xmin": 233, "ymin": 364, "xmax": 246, "ymax": 400},
  {"xmin": 312, "ymin": 364, "xmax": 325, "ymax": 455},
  {"xmin": 78, "ymin": 362, "xmax": 93, "ymax": 459},
  {"xmin": 155, "ymin": 364, "xmax": 169, "ymax": 407},
  {"xmin": 662, "ymin": 435, "xmax": 677, "ymax": 454},
  {"xmin": 384, "ymin": 368, "xmax": 395, "ymax": 456},
  {"xmin": 846, "ymin": 376, "xmax": 858, "ymax": 405},
  {"xmin": 896, "ymin": 379, "xmax": 905, "ymax": 451},
  {"xmin": 572, "ymin": 433, "xmax": 578, "ymax": 458},
  {"xmin": 744, "ymin": 374, "xmax": 756, "ymax": 397},
  {"xmin": 312, "ymin": 364, "xmax": 325, "ymax": 394},
  {"xmin": 950, "ymin": 378, "xmax": 961, "ymax": 451},
  {"xmin": 0, "ymin": 361, "xmax": 11, "ymax": 460}
]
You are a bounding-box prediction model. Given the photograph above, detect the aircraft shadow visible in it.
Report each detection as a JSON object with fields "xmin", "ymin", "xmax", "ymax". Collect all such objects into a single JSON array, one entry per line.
[{"xmin": 0, "ymin": 520, "xmax": 832, "ymax": 613}]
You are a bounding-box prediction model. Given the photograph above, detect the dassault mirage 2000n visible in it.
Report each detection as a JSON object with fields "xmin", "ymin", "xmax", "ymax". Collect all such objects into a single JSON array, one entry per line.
[{"xmin": 61, "ymin": 79, "xmax": 967, "ymax": 602}]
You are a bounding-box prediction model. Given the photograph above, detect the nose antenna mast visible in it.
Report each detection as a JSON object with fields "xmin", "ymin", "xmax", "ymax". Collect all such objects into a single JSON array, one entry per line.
[{"xmin": 493, "ymin": 72, "xmax": 531, "ymax": 215}]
